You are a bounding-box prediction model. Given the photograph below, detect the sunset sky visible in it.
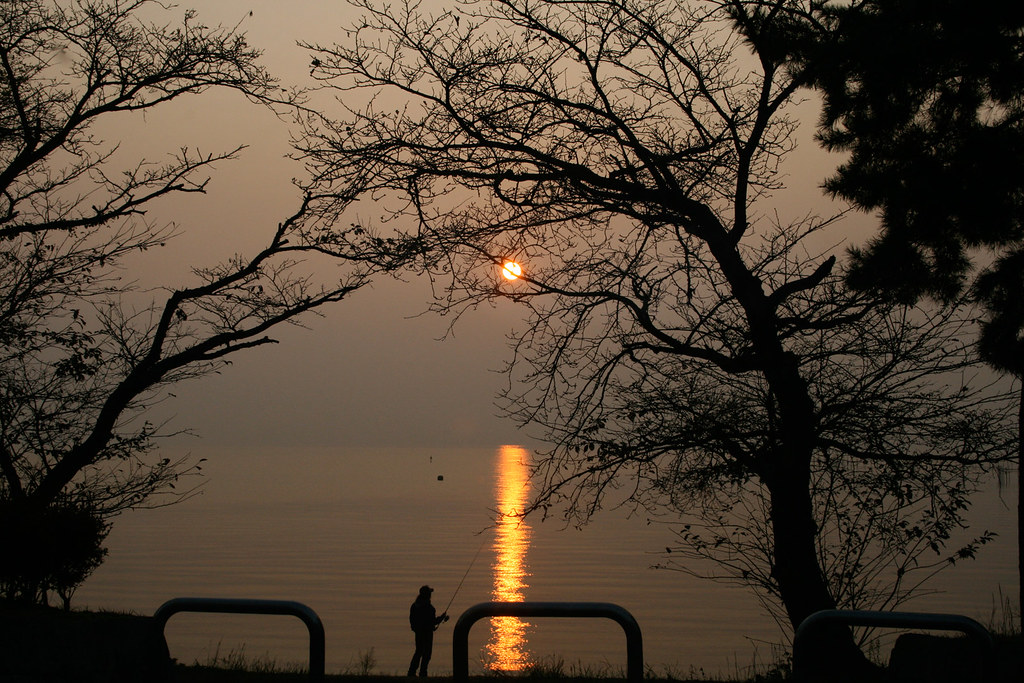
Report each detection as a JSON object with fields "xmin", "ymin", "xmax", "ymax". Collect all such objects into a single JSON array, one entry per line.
[
  {"xmin": 116, "ymin": 0, "xmax": 539, "ymax": 452},
  {"xmin": 120, "ymin": 0, "xmax": 860, "ymax": 455}
]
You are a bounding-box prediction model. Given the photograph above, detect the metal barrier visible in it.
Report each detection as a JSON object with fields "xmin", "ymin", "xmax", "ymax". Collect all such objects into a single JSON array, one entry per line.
[
  {"xmin": 794, "ymin": 609, "xmax": 992, "ymax": 682},
  {"xmin": 452, "ymin": 601, "xmax": 643, "ymax": 683},
  {"xmin": 153, "ymin": 597, "xmax": 325, "ymax": 682}
]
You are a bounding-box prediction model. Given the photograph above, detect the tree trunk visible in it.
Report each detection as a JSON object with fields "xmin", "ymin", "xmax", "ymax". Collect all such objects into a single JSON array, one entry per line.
[
  {"xmin": 753, "ymin": 341, "xmax": 873, "ymax": 678},
  {"xmin": 767, "ymin": 463, "xmax": 877, "ymax": 681},
  {"xmin": 705, "ymin": 231, "xmax": 873, "ymax": 677},
  {"xmin": 766, "ymin": 465, "xmax": 835, "ymax": 629},
  {"xmin": 1017, "ymin": 381, "xmax": 1022, "ymax": 636}
]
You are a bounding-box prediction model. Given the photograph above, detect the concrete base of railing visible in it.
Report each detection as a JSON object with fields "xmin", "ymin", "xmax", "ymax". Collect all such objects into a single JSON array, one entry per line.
[{"xmin": 794, "ymin": 609, "xmax": 992, "ymax": 683}]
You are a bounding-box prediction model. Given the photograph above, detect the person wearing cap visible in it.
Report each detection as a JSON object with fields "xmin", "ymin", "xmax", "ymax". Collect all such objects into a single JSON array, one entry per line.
[{"xmin": 407, "ymin": 584, "xmax": 449, "ymax": 677}]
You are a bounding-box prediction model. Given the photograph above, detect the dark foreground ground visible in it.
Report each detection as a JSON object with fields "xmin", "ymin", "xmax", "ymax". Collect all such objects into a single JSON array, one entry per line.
[
  {"xmin": 2, "ymin": 604, "xmax": 1021, "ymax": 682},
  {"xmin": 1, "ymin": 606, "xmax": 719, "ymax": 683},
  {"xmin": 173, "ymin": 672, "xmax": 659, "ymax": 683}
]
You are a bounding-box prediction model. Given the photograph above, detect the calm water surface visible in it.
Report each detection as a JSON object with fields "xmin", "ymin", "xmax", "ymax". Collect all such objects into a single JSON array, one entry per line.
[{"xmin": 77, "ymin": 445, "xmax": 1019, "ymax": 676}]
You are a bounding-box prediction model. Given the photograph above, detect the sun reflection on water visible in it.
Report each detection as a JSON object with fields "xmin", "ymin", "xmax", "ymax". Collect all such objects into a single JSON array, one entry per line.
[{"xmin": 486, "ymin": 445, "xmax": 533, "ymax": 671}]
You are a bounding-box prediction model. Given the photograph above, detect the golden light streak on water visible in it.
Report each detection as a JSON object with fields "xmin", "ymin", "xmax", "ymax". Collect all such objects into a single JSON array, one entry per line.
[{"xmin": 486, "ymin": 445, "xmax": 533, "ymax": 671}]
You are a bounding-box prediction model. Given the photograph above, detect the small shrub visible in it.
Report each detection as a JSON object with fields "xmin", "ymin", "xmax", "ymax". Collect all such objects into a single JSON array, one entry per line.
[{"xmin": 0, "ymin": 500, "xmax": 109, "ymax": 607}]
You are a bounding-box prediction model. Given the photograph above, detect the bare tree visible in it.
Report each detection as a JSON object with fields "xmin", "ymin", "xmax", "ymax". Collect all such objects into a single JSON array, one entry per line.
[
  {"xmin": 0, "ymin": 0, "xmax": 384, "ymax": 605},
  {"xmin": 650, "ymin": 290, "xmax": 1004, "ymax": 631},
  {"xmin": 296, "ymin": 0, "xmax": 1017, "ymax": 671}
]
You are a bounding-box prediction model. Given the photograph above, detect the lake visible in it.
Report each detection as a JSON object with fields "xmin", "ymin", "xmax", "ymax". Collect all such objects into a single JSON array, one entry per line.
[{"xmin": 76, "ymin": 444, "xmax": 1019, "ymax": 677}]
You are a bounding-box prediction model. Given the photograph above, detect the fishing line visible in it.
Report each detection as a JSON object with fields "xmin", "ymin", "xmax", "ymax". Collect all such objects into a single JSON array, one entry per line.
[{"xmin": 443, "ymin": 534, "xmax": 489, "ymax": 615}]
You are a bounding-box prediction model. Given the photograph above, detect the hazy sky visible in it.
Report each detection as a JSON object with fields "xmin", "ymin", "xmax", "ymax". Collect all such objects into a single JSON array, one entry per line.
[
  {"xmin": 117, "ymin": 0, "xmax": 859, "ymax": 456},
  {"xmin": 97, "ymin": 0, "xmax": 533, "ymax": 453}
]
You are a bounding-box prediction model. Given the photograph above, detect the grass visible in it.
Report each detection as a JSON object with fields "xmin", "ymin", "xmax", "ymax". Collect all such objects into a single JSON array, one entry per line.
[
  {"xmin": 173, "ymin": 648, "xmax": 775, "ymax": 683},
  {"xmin": 201, "ymin": 643, "xmax": 308, "ymax": 675},
  {"xmin": 986, "ymin": 587, "xmax": 1021, "ymax": 637},
  {"xmin": 171, "ymin": 668, "xmax": 720, "ymax": 683},
  {"xmin": 195, "ymin": 644, "xmax": 379, "ymax": 677}
]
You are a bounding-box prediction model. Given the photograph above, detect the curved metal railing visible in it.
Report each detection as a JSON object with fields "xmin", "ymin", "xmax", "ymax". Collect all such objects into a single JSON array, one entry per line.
[
  {"xmin": 154, "ymin": 597, "xmax": 325, "ymax": 682},
  {"xmin": 452, "ymin": 601, "xmax": 643, "ymax": 683}
]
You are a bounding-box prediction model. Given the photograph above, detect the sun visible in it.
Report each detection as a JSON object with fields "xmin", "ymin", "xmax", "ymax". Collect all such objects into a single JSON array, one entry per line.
[{"xmin": 501, "ymin": 260, "xmax": 523, "ymax": 280}]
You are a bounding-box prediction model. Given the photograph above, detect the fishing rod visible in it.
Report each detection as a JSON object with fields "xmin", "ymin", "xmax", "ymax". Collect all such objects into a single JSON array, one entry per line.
[{"xmin": 442, "ymin": 535, "xmax": 489, "ymax": 615}]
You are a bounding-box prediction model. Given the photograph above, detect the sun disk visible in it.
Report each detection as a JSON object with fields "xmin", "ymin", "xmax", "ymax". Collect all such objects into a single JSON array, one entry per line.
[{"xmin": 502, "ymin": 261, "xmax": 523, "ymax": 280}]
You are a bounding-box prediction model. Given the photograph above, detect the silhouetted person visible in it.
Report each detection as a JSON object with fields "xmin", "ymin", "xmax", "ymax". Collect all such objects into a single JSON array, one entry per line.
[{"xmin": 407, "ymin": 585, "xmax": 448, "ymax": 677}]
